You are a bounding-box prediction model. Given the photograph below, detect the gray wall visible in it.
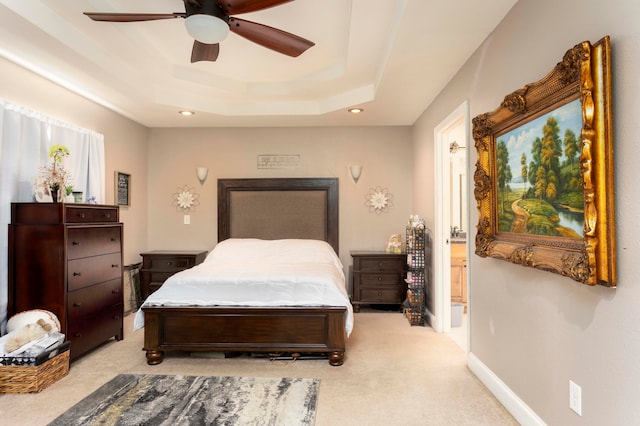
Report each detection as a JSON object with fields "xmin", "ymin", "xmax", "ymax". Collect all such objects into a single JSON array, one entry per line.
[
  {"xmin": 146, "ymin": 126, "xmax": 414, "ymax": 276},
  {"xmin": 413, "ymin": 0, "xmax": 640, "ymax": 424}
]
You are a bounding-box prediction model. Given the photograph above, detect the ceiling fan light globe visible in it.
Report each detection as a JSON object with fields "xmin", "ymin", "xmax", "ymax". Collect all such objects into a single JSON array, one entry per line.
[{"xmin": 185, "ymin": 14, "xmax": 229, "ymax": 44}]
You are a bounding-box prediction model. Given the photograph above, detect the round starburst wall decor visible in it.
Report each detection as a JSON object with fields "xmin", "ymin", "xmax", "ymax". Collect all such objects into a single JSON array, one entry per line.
[
  {"xmin": 172, "ymin": 185, "xmax": 200, "ymax": 213},
  {"xmin": 365, "ymin": 186, "xmax": 393, "ymax": 214}
]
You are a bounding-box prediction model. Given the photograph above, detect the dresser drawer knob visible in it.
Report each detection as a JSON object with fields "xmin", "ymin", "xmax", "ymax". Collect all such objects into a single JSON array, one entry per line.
[
  {"xmin": 73, "ymin": 272, "xmax": 82, "ymax": 276},
  {"xmin": 111, "ymin": 237, "xmax": 117, "ymax": 242},
  {"xmin": 112, "ymin": 264, "xmax": 119, "ymax": 268},
  {"xmin": 73, "ymin": 302, "xmax": 82, "ymax": 307},
  {"xmin": 167, "ymin": 261, "xmax": 173, "ymax": 266},
  {"xmin": 72, "ymin": 241, "xmax": 80, "ymax": 246},
  {"xmin": 377, "ymin": 276, "xmax": 382, "ymax": 281},
  {"xmin": 377, "ymin": 292, "xmax": 383, "ymax": 296},
  {"xmin": 105, "ymin": 213, "xmax": 111, "ymax": 219},
  {"xmin": 378, "ymin": 261, "xmax": 383, "ymax": 267},
  {"xmin": 78, "ymin": 213, "xmax": 86, "ymax": 219},
  {"xmin": 112, "ymin": 289, "xmax": 119, "ymax": 294},
  {"xmin": 74, "ymin": 332, "xmax": 82, "ymax": 337},
  {"xmin": 113, "ymin": 315, "xmax": 120, "ymax": 320}
]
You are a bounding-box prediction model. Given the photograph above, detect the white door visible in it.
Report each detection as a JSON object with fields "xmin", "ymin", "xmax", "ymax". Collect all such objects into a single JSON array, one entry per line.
[{"xmin": 433, "ymin": 101, "xmax": 469, "ymax": 342}]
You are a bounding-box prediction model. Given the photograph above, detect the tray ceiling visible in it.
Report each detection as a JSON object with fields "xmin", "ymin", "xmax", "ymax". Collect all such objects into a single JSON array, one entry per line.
[{"xmin": 0, "ymin": 0, "xmax": 517, "ymax": 127}]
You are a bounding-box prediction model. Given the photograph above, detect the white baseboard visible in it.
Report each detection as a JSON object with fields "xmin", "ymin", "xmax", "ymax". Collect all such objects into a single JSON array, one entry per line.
[{"xmin": 467, "ymin": 352, "xmax": 546, "ymax": 426}]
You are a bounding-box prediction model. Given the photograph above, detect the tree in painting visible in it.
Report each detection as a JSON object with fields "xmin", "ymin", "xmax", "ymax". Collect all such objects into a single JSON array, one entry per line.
[{"xmin": 495, "ymin": 100, "xmax": 584, "ymax": 238}]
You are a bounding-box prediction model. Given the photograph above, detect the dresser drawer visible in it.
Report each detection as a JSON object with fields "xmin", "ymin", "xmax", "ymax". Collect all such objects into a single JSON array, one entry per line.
[
  {"xmin": 360, "ymin": 273, "xmax": 402, "ymax": 286},
  {"xmin": 359, "ymin": 287, "xmax": 404, "ymax": 304},
  {"xmin": 68, "ymin": 278, "xmax": 122, "ymax": 322},
  {"xmin": 357, "ymin": 257, "xmax": 404, "ymax": 272},
  {"xmin": 65, "ymin": 206, "xmax": 118, "ymax": 223},
  {"xmin": 68, "ymin": 303, "xmax": 123, "ymax": 359},
  {"xmin": 68, "ymin": 253, "xmax": 122, "ymax": 291},
  {"xmin": 67, "ymin": 226, "xmax": 122, "ymax": 259}
]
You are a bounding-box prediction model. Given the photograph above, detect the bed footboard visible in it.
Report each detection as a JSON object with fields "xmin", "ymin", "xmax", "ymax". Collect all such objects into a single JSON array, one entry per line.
[{"xmin": 142, "ymin": 306, "xmax": 347, "ymax": 366}]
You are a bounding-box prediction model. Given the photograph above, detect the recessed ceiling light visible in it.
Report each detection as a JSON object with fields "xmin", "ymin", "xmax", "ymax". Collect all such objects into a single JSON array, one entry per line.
[
  {"xmin": 179, "ymin": 110, "xmax": 195, "ymax": 116},
  {"xmin": 348, "ymin": 107, "xmax": 364, "ymax": 114}
]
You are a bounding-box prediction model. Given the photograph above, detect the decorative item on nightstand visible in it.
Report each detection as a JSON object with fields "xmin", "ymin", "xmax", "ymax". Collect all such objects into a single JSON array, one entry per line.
[
  {"xmin": 404, "ymin": 215, "xmax": 428, "ymax": 326},
  {"xmin": 386, "ymin": 234, "xmax": 403, "ymax": 253}
]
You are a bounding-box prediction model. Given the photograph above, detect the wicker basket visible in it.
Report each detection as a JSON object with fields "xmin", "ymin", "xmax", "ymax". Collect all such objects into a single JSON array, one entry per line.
[
  {"xmin": 404, "ymin": 308, "xmax": 424, "ymax": 326},
  {"xmin": 406, "ymin": 289, "xmax": 424, "ymax": 306},
  {"xmin": 0, "ymin": 348, "xmax": 69, "ymax": 393}
]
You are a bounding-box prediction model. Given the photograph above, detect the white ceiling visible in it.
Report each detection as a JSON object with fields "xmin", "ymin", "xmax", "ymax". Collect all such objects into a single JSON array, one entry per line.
[{"xmin": 0, "ymin": 0, "xmax": 517, "ymax": 128}]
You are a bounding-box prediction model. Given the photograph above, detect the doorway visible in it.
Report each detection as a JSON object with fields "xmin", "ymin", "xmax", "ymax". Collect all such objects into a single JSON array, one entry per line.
[{"xmin": 433, "ymin": 101, "xmax": 469, "ymax": 352}]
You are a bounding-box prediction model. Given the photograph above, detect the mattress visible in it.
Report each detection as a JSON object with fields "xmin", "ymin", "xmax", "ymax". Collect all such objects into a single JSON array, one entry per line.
[{"xmin": 134, "ymin": 238, "xmax": 353, "ymax": 335}]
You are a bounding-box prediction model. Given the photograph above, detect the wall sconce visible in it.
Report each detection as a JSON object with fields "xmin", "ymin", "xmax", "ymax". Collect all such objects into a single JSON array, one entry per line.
[
  {"xmin": 349, "ymin": 164, "xmax": 362, "ymax": 184},
  {"xmin": 196, "ymin": 167, "xmax": 208, "ymax": 185}
]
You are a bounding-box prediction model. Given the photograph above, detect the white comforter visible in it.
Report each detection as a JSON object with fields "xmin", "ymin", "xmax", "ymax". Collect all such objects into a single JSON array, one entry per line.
[{"xmin": 134, "ymin": 238, "xmax": 353, "ymax": 335}]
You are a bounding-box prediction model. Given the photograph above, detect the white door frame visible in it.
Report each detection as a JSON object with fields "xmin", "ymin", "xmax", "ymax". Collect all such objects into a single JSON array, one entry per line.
[{"xmin": 433, "ymin": 101, "xmax": 469, "ymax": 333}]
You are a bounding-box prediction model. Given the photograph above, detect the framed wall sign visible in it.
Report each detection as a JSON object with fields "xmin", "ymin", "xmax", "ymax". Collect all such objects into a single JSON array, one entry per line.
[
  {"xmin": 472, "ymin": 36, "xmax": 616, "ymax": 286},
  {"xmin": 115, "ymin": 171, "xmax": 131, "ymax": 207}
]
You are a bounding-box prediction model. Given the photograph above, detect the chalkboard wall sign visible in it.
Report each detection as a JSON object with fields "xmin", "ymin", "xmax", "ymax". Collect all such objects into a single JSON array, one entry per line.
[{"xmin": 115, "ymin": 171, "xmax": 130, "ymax": 206}]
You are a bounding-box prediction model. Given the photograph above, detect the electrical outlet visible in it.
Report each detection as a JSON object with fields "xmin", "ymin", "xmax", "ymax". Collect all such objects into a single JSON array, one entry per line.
[{"xmin": 569, "ymin": 380, "xmax": 582, "ymax": 416}]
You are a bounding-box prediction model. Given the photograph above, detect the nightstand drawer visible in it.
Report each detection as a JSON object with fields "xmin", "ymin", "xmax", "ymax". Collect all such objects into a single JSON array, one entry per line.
[
  {"xmin": 359, "ymin": 287, "xmax": 404, "ymax": 304},
  {"xmin": 148, "ymin": 256, "xmax": 191, "ymax": 271},
  {"xmin": 357, "ymin": 257, "xmax": 404, "ymax": 272},
  {"xmin": 360, "ymin": 273, "xmax": 402, "ymax": 286},
  {"xmin": 149, "ymin": 271, "xmax": 178, "ymax": 283}
]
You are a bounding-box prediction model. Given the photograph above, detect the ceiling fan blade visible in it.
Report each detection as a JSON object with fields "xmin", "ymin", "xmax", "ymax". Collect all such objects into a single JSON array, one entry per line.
[
  {"xmin": 217, "ymin": 0, "xmax": 294, "ymax": 15},
  {"xmin": 84, "ymin": 13, "xmax": 185, "ymax": 22},
  {"xmin": 191, "ymin": 41, "xmax": 220, "ymax": 62},
  {"xmin": 228, "ymin": 18, "xmax": 314, "ymax": 57}
]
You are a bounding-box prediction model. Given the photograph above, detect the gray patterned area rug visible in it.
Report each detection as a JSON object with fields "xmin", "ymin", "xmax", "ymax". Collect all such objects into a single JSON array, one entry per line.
[{"xmin": 49, "ymin": 374, "xmax": 320, "ymax": 426}]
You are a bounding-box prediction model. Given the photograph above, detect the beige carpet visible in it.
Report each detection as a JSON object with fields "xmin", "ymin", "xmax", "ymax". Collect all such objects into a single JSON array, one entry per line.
[{"xmin": 0, "ymin": 310, "xmax": 516, "ymax": 425}]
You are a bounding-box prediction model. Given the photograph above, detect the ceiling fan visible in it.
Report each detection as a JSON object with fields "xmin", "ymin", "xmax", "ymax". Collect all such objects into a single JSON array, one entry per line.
[{"xmin": 84, "ymin": 0, "xmax": 315, "ymax": 63}]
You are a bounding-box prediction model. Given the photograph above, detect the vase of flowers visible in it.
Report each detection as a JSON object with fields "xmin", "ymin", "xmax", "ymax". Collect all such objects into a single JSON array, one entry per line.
[{"xmin": 39, "ymin": 144, "xmax": 71, "ymax": 203}]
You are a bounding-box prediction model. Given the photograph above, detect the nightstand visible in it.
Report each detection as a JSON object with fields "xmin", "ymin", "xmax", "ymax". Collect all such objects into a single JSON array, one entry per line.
[
  {"xmin": 350, "ymin": 251, "xmax": 407, "ymax": 313},
  {"xmin": 139, "ymin": 250, "xmax": 208, "ymax": 299}
]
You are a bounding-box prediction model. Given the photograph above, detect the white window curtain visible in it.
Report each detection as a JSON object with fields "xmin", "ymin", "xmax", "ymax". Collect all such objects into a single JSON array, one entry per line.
[{"xmin": 0, "ymin": 99, "xmax": 105, "ymax": 330}]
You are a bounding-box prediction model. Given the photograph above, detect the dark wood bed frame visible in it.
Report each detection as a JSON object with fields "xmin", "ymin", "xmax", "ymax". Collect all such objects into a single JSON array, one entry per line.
[{"xmin": 142, "ymin": 178, "xmax": 347, "ymax": 366}]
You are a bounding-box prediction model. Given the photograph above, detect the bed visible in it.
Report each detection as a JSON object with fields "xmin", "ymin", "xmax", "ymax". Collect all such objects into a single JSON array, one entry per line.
[{"xmin": 137, "ymin": 178, "xmax": 351, "ymax": 366}]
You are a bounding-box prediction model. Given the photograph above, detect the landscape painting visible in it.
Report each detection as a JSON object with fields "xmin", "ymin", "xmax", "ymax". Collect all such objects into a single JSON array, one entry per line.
[
  {"xmin": 494, "ymin": 98, "xmax": 583, "ymax": 239},
  {"xmin": 473, "ymin": 36, "xmax": 615, "ymax": 286}
]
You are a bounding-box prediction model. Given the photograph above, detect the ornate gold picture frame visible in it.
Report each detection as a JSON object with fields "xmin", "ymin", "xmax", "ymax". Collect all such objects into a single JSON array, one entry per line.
[{"xmin": 472, "ymin": 36, "xmax": 616, "ymax": 286}]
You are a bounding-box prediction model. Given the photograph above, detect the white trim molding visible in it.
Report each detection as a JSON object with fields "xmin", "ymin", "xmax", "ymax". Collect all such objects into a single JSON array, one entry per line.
[{"xmin": 468, "ymin": 352, "xmax": 546, "ymax": 426}]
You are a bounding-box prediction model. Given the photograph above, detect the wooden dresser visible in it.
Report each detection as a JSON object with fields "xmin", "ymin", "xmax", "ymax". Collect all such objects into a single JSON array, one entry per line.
[
  {"xmin": 8, "ymin": 203, "xmax": 124, "ymax": 360},
  {"xmin": 350, "ymin": 251, "xmax": 407, "ymax": 312},
  {"xmin": 139, "ymin": 250, "xmax": 208, "ymax": 300}
]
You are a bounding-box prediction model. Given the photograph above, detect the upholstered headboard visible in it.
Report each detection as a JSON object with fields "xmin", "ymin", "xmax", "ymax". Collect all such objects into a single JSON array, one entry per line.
[{"xmin": 217, "ymin": 178, "xmax": 339, "ymax": 253}]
